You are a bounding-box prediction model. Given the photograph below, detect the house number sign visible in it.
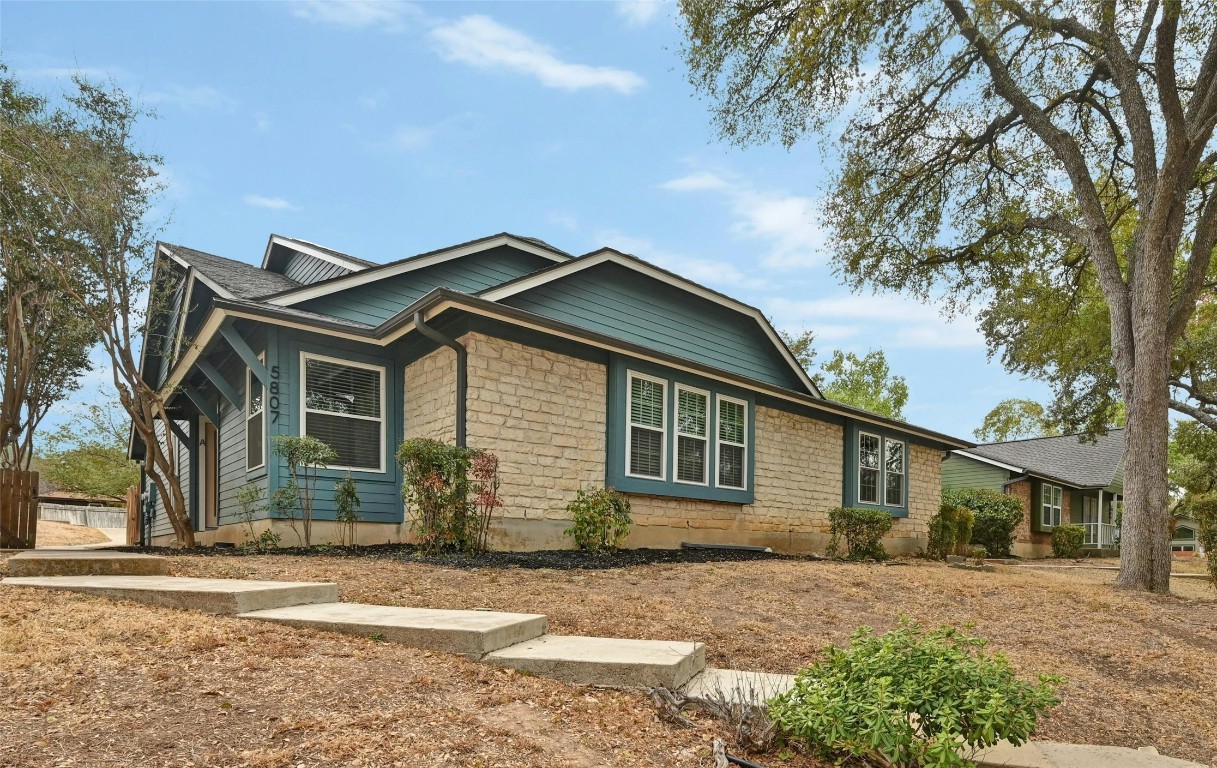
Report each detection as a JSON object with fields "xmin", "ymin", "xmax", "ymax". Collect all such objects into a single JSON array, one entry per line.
[{"xmin": 268, "ymin": 364, "xmax": 281, "ymax": 423}]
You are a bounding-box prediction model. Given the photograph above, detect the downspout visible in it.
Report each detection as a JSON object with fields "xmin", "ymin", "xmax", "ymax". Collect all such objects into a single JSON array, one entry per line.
[
  {"xmin": 414, "ymin": 311, "xmax": 467, "ymax": 447},
  {"xmin": 1002, "ymin": 474, "xmax": 1029, "ymax": 494}
]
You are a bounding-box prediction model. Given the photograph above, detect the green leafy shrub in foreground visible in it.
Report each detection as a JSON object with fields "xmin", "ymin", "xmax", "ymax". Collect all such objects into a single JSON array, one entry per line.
[
  {"xmin": 769, "ymin": 621, "xmax": 1064, "ymax": 768},
  {"xmin": 1050, "ymin": 524, "xmax": 1086, "ymax": 558},
  {"xmin": 943, "ymin": 488, "xmax": 1024, "ymax": 558},
  {"xmin": 927, "ymin": 503, "xmax": 975, "ymax": 560},
  {"xmin": 826, "ymin": 507, "xmax": 893, "ymax": 560},
  {"xmin": 564, "ymin": 487, "xmax": 632, "ymax": 553}
]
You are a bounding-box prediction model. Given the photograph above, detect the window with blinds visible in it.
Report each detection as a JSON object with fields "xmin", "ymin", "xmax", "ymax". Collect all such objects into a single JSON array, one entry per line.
[
  {"xmin": 717, "ymin": 396, "xmax": 747, "ymax": 489},
  {"xmin": 627, "ymin": 373, "xmax": 665, "ymax": 478},
  {"xmin": 302, "ymin": 354, "xmax": 384, "ymax": 471},
  {"xmin": 246, "ymin": 361, "xmax": 265, "ymax": 471},
  {"xmin": 675, "ymin": 386, "xmax": 708, "ymax": 484}
]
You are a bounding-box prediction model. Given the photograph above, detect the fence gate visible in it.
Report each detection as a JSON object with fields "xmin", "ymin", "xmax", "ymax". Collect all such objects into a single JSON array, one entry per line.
[
  {"xmin": 125, "ymin": 486, "xmax": 140, "ymax": 545},
  {"xmin": 0, "ymin": 469, "xmax": 39, "ymax": 548}
]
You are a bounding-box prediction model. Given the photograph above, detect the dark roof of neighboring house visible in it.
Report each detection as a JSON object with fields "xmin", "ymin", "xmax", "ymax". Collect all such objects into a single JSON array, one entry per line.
[
  {"xmin": 163, "ymin": 243, "xmax": 301, "ymax": 299},
  {"xmin": 959, "ymin": 429, "xmax": 1125, "ymax": 488}
]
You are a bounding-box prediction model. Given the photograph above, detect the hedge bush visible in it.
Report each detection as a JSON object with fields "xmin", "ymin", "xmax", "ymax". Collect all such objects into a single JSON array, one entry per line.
[
  {"xmin": 1050, "ymin": 524, "xmax": 1086, "ymax": 558},
  {"xmin": 943, "ymin": 488, "xmax": 1024, "ymax": 558},
  {"xmin": 826, "ymin": 507, "xmax": 893, "ymax": 561},
  {"xmin": 564, "ymin": 487, "xmax": 632, "ymax": 553},
  {"xmin": 927, "ymin": 503, "xmax": 975, "ymax": 560},
  {"xmin": 769, "ymin": 620, "xmax": 1064, "ymax": 768}
]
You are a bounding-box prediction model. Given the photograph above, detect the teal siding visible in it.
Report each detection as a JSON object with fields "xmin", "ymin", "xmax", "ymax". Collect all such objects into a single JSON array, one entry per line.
[
  {"xmin": 942, "ymin": 454, "xmax": 1009, "ymax": 491},
  {"xmin": 605, "ymin": 355, "xmax": 755, "ymax": 504},
  {"xmin": 500, "ymin": 262, "xmax": 805, "ymax": 391},
  {"xmin": 217, "ymin": 355, "xmax": 268, "ymax": 526},
  {"xmin": 296, "ymin": 246, "xmax": 555, "ymax": 326},
  {"xmin": 282, "ymin": 251, "xmax": 351, "ymax": 285}
]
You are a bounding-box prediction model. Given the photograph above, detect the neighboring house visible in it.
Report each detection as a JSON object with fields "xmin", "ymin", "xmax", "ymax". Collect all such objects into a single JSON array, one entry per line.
[
  {"xmin": 129, "ymin": 232, "xmax": 969, "ymax": 552},
  {"xmin": 1171, "ymin": 516, "xmax": 1205, "ymax": 557},
  {"xmin": 944, "ymin": 430, "xmax": 1125, "ymax": 558}
]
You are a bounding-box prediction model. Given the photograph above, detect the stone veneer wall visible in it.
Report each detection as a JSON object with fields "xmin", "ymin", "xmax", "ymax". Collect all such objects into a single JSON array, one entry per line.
[{"xmin": 405, "ymin": 347, "xmax": 458, "ymax": 442}]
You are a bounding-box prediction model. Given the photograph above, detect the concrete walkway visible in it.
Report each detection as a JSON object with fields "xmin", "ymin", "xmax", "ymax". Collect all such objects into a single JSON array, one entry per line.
[{"xmin": 1, "ymin": 552, "xmax": 1203, "ymax": 768}]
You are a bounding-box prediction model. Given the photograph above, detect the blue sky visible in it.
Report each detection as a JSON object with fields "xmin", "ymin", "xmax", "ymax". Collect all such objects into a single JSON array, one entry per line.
[{"xmin": 3, "ymin": 0, "xmax": 1049, "ymax": 439}]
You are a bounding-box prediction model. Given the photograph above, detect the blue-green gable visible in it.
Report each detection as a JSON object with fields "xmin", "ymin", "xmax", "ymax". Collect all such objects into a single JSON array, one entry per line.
[
  {"xmin": 498, "ymin": 262, "xmax": 806, "ymax": 392},
  {"xmin": 293, "ymin": 245, "xmax": 557, "ymax": 326}
]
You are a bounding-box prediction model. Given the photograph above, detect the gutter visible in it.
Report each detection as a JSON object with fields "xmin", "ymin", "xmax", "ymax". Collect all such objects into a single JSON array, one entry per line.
[{"xmin": 413, "ymin": 311, "xmax": 468, "ymax": 448}]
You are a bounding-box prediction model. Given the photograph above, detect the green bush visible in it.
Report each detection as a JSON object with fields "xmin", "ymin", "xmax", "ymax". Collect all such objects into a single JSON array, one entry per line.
[
  {"xmin": 564, "ymin": 488, "xmax": 632, "ymax": 553},
  {"xmin": 1190, "ymin": 495, "xmax": 1216, "ymax": 589},
  {"xmin": 1050, "ymin": 524, "xmax": 1086, "ymax": 558},
  {"xmin": 944, "ymin": 488, "xmax": 1024, "ymax": 558},
  {"xmin": 769, "ymin": 620, "xmax": 1064, "ymax": 768},
  {"xmin": 335, "ymin": 475, "xmax": 361, "ymax": 546},
  {"xmin": 826, "ymin": 507, "xmax": 893, "ymax": 561},
  {"xmin": 971, "ymin": 546, "xmax": 989, "ymax": 566},
  {"xmin": 927, "ymin": 503, "xmax": 976, "ymax": 560},
  {"xmin": 397, "ymin": 439, "xmax": 473, "ymax": 554},
  {"xmin": 272, "ymin": 435, "xmax": 337, "ymax": 548}
]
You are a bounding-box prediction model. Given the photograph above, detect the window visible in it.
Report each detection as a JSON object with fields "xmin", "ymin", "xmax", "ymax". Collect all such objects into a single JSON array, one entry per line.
[
  {"xmin": 301, "ymin": 353, "xmax": 384, "ymax": 472},
  {"xmin": 675, "ymin": 385, "xmax": 708, "ymax": 485},
  {"xmin": 627, "ymin": 372, "xmax": 665, "ymax": 479},
  {"xmin": 717, "ymin": 396, "xmax": 748, "ymax": 490},
  {"xmin": 884, "ymin": 439, "xmax": 905, "ymax": 506},
  {"xmin": 1041, "ymin": 484, "xmax": 1063, "ymax": 528},
  {"xmin": 246, "ymin": 359, "xmax": 265, "ymax": 471},
  {"xmin": 858, "ymin": 432, "xmax": 881, "ymax": 504}
]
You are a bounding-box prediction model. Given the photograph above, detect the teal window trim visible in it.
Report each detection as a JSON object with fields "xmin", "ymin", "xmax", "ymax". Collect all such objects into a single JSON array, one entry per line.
[
  {"xmin": 843, "ymin": 420, "xmax": 909, "ymax": 517},
  {"xmin": 607, "ymin": 355, "xmax": 754, "ymax": 504}
]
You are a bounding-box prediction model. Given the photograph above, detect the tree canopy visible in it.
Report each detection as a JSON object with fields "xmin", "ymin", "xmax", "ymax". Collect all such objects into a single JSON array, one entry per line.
[
  {"xmin": 780, "ymin": 328, "xmax": 909, "ymax": 418},
  {"xmin": 36, "ymin": 386, "xmax": 140, "ymax": 498}
]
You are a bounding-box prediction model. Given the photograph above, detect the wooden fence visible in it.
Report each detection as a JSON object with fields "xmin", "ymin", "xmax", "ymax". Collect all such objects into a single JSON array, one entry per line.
[
  {"xmin": 0, "ymin": 468, "xmax": 39, "ymax": 548},
  {"xmin": 125, "ymin": 486, "xmax": 140, "ymax": 546}
]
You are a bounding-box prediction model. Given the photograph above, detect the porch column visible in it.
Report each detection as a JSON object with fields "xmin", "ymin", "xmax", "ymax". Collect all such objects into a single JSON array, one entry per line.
[{"xmin": 1098, "ymin": 489, "xmax": 1104, "ymax": 547}]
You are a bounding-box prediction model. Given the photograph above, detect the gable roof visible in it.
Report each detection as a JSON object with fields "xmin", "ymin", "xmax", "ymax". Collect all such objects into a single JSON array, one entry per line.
[
  {"xmin": 480, "ymin": 247, "xmax": 824, "ymax": 398},
  {"xmin": 161, "ymin": 243, "xmax": 300, "ymax": 300},
  {"xmin": 261, "ymin": 234, "xmax": 376, "ymax": 272},
  {"xmin": 956, "ymin": 429, "xmax": 1125, "ymax": 488},
  {"xmin": 262, "ymin": 232, "xmax": 572, "ymax": 306}
]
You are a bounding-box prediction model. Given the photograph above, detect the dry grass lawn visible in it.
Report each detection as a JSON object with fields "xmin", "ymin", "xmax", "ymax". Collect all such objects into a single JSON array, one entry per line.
[
  {"xmin": 31, "ymin": 520, "xmax": 112, "ymax": 548},
  {"xmin": 3, "ymin": 550, "xmax": 1214, "ymax": 767}
]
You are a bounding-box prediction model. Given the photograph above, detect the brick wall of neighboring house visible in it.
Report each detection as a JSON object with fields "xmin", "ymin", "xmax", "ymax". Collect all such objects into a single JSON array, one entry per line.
[
  {"xmin": 457, "ymin": 332, "xmax": 938, "ymax": 554},
  {"xmin": 1009, "ymin": 478, "xmax": 1075, "ymax": 558}
]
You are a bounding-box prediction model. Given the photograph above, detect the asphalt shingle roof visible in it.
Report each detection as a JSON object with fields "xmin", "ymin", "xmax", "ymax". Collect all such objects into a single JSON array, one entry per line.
[
  {"xmin": 163, "ymin": 243, "xmax": 301, "ymax": 299},
  {"xmin": 960, "ymin": 429, "xmax": 1125, "ymax": 488}
]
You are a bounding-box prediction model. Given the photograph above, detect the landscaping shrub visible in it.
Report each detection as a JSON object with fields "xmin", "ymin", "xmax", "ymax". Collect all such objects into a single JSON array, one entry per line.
[
  {"xmin": 971, "ymin": 546, "xmax": 988, "ymax": 566},
  {"xmin": 927, "ymin": 503, "xmax": 975, "ymax": 560},
  {"xmin": 564, "ymin": 487, "xmax": 632, "ymax": 553},
  {"xmin": 769, "ymin": 620, "xmax": 1064, "ymax": 768},
  {"xmin": 1191, "ymin": 495, "xmax": 1217, "ymax": 589},
  {"xmin": 943, "ymin": 488, "xmax": 1024, "ymax": 558},
  {"xmin": 1050, "ymin": 524, "xmax": 1086, "ymax": 558},
  {"xmin": 272, "ymin": 435, "xmax": 337, "ymax": 548},
  {"xmin": 826, "ymin": 507, "xmax": 892, "ymax": 561},
  {"xmin": 397, "ymin": 439, "xmax": 503, "ymax": 554},
  {"xmin": 335, "ymin": 475, "xmax": 361, "ymax": 547},
  {"xmin": 470, "ymin": 450, "xmax": 503, "ymax": 552},
  {"xmin": 235, "ymin": 483, "xmax": 281, "ymax": 553}
]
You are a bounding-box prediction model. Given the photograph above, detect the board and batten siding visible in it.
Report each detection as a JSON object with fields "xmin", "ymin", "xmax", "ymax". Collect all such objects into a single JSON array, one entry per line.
[
  {"xmin": 149, "ymin": 419, "xmax": 192, "ymax": 538},
  {"xmin": 498, "ymin": 262, "xmax": 806, "ymax": 391},
  {"xmin": 941, "ymin": 453, "xmax": 1010, "ymax": 491},
  {"xmin": 281, "ymin": 249, "xmax": 353, "ymax": 285},
  {"xmin": 217, "ymin": 356, "xmax": 267, "ymax": 526},
  {"xmin": 295, "ymin": 246, "xmax": 556, "ymax": 326}
]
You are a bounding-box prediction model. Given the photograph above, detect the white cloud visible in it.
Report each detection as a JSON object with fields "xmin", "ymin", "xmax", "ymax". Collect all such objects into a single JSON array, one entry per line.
[
  {"xmin": 660, "ymin": 171, "xmax": 826, "ymax": 269},
  {"xmin": 391, "ymin": 124, "xmax": 436, "ymax": 151},
  {"xmin": 430, "ymin": 15, "xmax": 646, "ymax": 94},
  {"xmin": 766, "ymin": 295, "xmax": 984, "ymax": 350},
  {"xmin": 290, "ymin": 0, "xmax": 417, "ymax": 31},
  {"xmin": 244, "ymin": 195, "xmax": 299, "ymax": 211},
  {"xmin": 615, "ymin": 0, "xmax": 664, "ymax": 26},
  {"xmin": 144, "ymin": 84, "xmax": 235, "ymax": 112},
  {"xmin": 549, "ymin": 212, "xmax": 579, "ymax": 231},
  {"xmin": 595, "ymin": 229, "xmax": 767, "ymax": 292},
  {"xmin": 359, "ymin": 89, "xmax": 389, "ymax": 109}
]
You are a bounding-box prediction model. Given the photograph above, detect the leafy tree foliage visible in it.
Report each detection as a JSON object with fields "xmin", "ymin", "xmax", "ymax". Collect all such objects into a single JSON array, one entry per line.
[
  {"xmin": 0, "ymin": 71, "xmax": 96, "ymax": 470},
  {"xmin": 1170, "ymin": 420, "xmax": 1217, "ymax": 507},
  {"xmin": 36, "ymin": 387, "xmax": 140, "ymax": 497},
  {"xmin": 779, "ymin": 328, "xmax": 908, "ymax": 418},
  {"xmin": 974, "ymin": 399, "xmax": 1058, "ymax": 443},
  {"xmin": 682, "ymin": 1, "xmax": 1217, "ymax": 593}
]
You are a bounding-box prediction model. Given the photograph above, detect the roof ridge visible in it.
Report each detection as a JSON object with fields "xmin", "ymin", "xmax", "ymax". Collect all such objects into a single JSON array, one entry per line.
[{"xmin": 974, "ymin": 427, "xmax": 1124, "ymax": 448}]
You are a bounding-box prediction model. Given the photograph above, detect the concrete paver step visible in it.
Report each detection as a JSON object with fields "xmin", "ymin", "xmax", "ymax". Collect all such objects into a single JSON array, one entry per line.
[
  {"xmin": 681, "ymin": 667, "xmax": 796, "ymax": 706},
  {"xmin": 2, "ymin": 575, "xmax": 337, "ymax": 614},
  {"xmin": 7, "ymin": 549, "xmax": 168, "ymax": 577},
  {"xmin": 484, "ymin": 634, "xmax": 705, "ymax": 689},
  {"xmin": 975, "ymin": 740, "xmax": 1206, "ymax": 768},
  {"xmin": 239, "ymin": 602, "xmax": 548, "ymax": 658}
]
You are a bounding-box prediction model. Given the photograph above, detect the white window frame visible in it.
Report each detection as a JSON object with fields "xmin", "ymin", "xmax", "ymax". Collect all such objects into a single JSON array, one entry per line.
[
  {"xmin": 246, "ymin": 353, "xmax": 266, "ymax": 472},
  {"xmin": 674, "ymin": 384, "xmax": 710, "ymax": 487},
  {"xmin": 1041, "ymin": 483, "xmax": 1063, "ymax": 528},
  {"xmin": 857, "ymin": 431, "xmax": 882, "ymax": 505},
  {"xmin": 716, "ymin": 394, "xmax": 749, "ymax": 491},
  {"xmin": 883, "ymin": 437, "xmax": 905, "ymax": 507},
  {"xmin": 299, "ymin": 351, "xmax": 386, "ymax": 473},
  {"xmin": 625, "ymin": 370, "xmax": 668, "ymax": 481}
]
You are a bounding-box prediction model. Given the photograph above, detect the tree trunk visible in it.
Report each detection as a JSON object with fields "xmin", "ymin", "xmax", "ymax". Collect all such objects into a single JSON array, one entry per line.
[{"xmin": 1114, "ymin": 287, "xmax": 1173, "ymax": 593}]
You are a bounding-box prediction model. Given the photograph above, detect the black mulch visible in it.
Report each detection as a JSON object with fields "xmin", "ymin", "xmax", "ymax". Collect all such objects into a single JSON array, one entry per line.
[{"xmin": 115, "ymin": 543, "xmax": 799, "ymax": 570}]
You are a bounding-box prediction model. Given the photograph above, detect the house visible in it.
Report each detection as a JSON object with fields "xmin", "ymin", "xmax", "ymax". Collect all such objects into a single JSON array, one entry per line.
[
  {"xmin": 129, "ymin": 232, "xmax": 970, "ymax": 553},
  {"xmin": 1171, "ymin": 516, "xmax": 1206, "ymax": 557},
  {"xmin": 944, "ymin": 430, "xmax": 1125, "ymax": 558}
]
